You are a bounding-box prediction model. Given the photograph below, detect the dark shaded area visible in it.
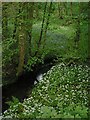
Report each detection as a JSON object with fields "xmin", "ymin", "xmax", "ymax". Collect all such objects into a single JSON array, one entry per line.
[
  {"xmin": 2, "ymin": 57, "xmax": 57, "ymax": 112},
  {"xmin": 2, "ymin": 71, "xmax": 35, "ymax": 112}
]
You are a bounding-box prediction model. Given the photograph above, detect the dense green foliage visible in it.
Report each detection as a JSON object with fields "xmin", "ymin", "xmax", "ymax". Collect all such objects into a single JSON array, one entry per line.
[
  {"xmin": 2, "ymin": 2, "xmax": 89, "ymax": 119},
  {"xmin": 3, "ymin": 63, "xmax": 89, "ymax": 118},
  {"xmin": 2, "ymin": 3, "xmax": 89, "ymax": 84}
]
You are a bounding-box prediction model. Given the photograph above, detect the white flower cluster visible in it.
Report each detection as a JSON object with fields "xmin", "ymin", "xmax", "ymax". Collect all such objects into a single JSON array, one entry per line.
[{"xmin": 3, "ymin": 63, "xmax": 89, "ymax": 118}]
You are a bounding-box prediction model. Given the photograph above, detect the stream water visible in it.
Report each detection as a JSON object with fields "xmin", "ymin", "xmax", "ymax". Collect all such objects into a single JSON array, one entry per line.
[{"xmin": 2, "ymin": 63, "xmax": 53, "ymax": 112}]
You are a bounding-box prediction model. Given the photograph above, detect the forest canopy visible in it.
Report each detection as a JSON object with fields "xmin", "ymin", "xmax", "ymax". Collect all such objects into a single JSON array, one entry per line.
[{"xmin": 2, "ymin": 2, "xmax": 89, "ymax": 84}]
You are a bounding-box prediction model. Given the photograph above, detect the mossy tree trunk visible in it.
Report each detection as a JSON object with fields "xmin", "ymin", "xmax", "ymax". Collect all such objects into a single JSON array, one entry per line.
[
  {"xmin": 74, "ymin": 3, "xmax": 81, "ymax": 48},
  {"xmin": 12, "ymin": 13, "xmax": 18, "ymax": 40},
  {"xmin": 63, "ymin": 2, "xmax": 68, "ymax": 16},
  {"xmin": 27, "ymin": 2, "xmax": 34, "ymax": 56},
  {"xmin": 42, "ymin": 2, "xmax": 52, "ymax": 50},
  {"xmin": 17, "ymin": 3, "xmax": 26, "ymax": 76},
  {"xmin": 17, "ymin": 3, "xmax": 34, "ymax": 75},
  {"xmin": 70, "ymin": 2, "xmax": 73, "ymax": 18},
  {"xmin": 24, "ymin": 2, "xmax": 34, "ymax": 65},
  {"xmin": 35, "ymin": 2, "xmax": 47, "ymax": 56},
  {"xmin": 58, "ymin": 2, "xmax": 63, "ymax": 19}
]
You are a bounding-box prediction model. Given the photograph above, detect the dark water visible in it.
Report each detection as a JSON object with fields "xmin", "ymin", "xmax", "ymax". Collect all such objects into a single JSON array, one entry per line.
[
  {"xmin": 2, "ymin": 63, "xmax": 53, "ymax": 113},
  {"xmin": 2, "ymin": 72, "xmax": 35, "ymax": 112}
]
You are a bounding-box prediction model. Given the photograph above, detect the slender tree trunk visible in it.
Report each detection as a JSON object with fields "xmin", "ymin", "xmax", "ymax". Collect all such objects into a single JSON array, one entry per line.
[
  {"xmin": 35, "ymin": 2, "xmax": 47, "ymax": 56},
  {"xmin": 70, "ymin": 2, "xmax": 73, "ymax": 18},
  {"xmin": 12, "ymin": 3, "xmax": 19, "ymax": 40},
  {"xmin": 36, "ymin": 3, "xmax": 39, "ymax": 19},
  {"xmin": 12, "ymin": 15, "xmax": 17, "ymax": 39},
  {"xmin": 74, "ymin": 3, "xmax": 81, "ymax": 48},
  {"xmin": 27, "ymin": 2, "xmax": 34, "ymax": 56},
  {"xmin": 58, "ymin": 2, "xmax": 63, "ymax": 19},
  {"xmin": 63, "ymin": 2, "xmax": 68, "ymax": 16},
  {"xmin": 58, "ymin": 2, "xmax": 61, "ymax": 18},
  {"xmin": 17, "ymin": 3, "xmax": 26, "ymax": 76},
  {"xmin": 42, "ymin": 2, "xmax": 52, "ymax": 50},
  {"xmin": 24, "ymin": 2, "xmax": 34, "ymax": 65}
]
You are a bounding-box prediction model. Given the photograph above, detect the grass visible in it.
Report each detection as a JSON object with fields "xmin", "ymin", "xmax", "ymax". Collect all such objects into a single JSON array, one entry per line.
[{"xmin": 31, "ymin": 21, "xmax": 76, "ymax": 59}]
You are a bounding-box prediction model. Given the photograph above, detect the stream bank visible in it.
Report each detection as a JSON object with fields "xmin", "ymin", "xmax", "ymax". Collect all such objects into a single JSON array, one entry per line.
[
  {"xmin": 3, "ymin": 57, "xmax": 89, "ymax": 113},
  {"xmin": 2, "ymin": 58, "xmax": 57, "ymax": 112}
]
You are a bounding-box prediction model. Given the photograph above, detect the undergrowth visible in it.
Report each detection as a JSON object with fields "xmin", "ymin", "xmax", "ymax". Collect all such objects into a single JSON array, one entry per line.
[{"xmin": 3, "ymin": 63, "xmax": 89, "ymax": 118}]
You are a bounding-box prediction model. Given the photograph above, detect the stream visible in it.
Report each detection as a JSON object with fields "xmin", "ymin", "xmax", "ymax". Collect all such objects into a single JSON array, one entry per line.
[{"xmin": 2, "ymin": 63, "xmax": 53, "ymax": 112}]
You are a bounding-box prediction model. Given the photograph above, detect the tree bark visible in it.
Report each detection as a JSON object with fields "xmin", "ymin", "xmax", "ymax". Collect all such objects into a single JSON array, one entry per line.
[
  {"xmin": 63, "ymin": 2, "xmax": 68, "ymax": 16},
  {"xmin": 27, "ymin": 2, "xmax": 34, "ymax": 56},
  {"xmin": 70, "ymin": 2, "xmax": 73, "ymax": 18},
  {"xmin": 12, "ymin": 14, "xmax": 18, "ymax": 39},
  {"xmin": 74, "ymin": 3, "xmax": 81, "ymax": 47},
  {"xmin": 17, "ymin": 3, "xmax": 26, "ymax": 76},
  {"xmin": 34, "ymin": 2, "xmax": 47, "ymax": 56},
  {"xmin": 42, "ymin": 2, "xmax": 52, "ymax": 50},
  {"xmin": 58, "ymin": 2, "xmax": 63, "ymax": 19}
]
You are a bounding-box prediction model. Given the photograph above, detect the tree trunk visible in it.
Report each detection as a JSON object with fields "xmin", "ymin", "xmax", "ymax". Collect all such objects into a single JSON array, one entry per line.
[
  {"xmin": 27, "ymin": 2, "xmax": 34, "ymax": 56},
  {"xmin": 70, "ymin": 2, "xmax": 73, "ymax": 18},
  {"xmin": 23, "ymin": 2, "xmax": 34, "ymax": 65},
  {"xmin": 63, "ymin": 2, "xmax": 68, "ymax": 16},
  {"xmin": 36, "ymin": 3, "xmax": 39, "ymax": 19},
  {"xmin": 17, "ymin": 3, "xmax": 26, "ymax": 76},
  {"xmin": 74, "ymin": 3, "xmax": 81, "ymax": 48},
  {"xmin": 12, "ymin": 15, "xmax": 18, "ymax": 39},
  {"xmin": 58, "ymin": 2, "xmax": 63, "ymax": 19},
  {"xmin": 42, "ymin": 2, "xmax": 52, "ymax": 50},
  {"xmin": 35, "ymin": 2, "xmax": 47, "ymax": 56},
  {"xmin": 12, "ymin": 3, "xmax": 19, "ymax": 40}
]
